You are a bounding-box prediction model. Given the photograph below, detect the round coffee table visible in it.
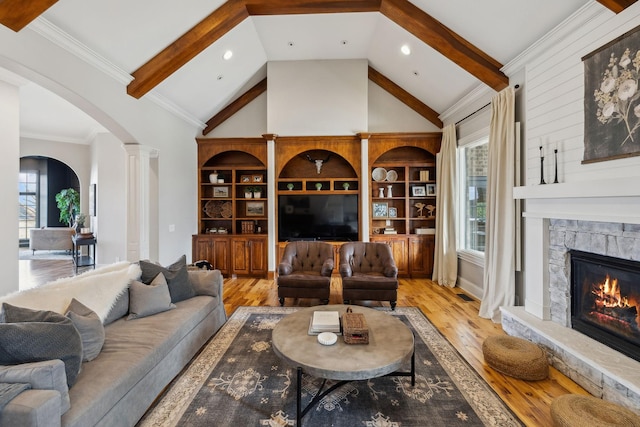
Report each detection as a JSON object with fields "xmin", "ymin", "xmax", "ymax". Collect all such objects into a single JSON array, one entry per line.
[{"xmin": 272, "ymin": 305, "xmax": 414, "ymax": 425}]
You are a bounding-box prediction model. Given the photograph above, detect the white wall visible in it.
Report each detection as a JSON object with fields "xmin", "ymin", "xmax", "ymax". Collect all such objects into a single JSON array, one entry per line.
[
  {"xmin": 367, "ymin": 81, "xmax": 441, "ymax": 132},
  {"xmin": 0, "ymin": 80, "xmax": 20, "ymax": 295},
  {"xmin": 0, "ymin": 21, "xmax": 200, "ymax": 268},
  {"xmin": 268, "ymin": 60, "xmax": 368, "ymax": 135}
]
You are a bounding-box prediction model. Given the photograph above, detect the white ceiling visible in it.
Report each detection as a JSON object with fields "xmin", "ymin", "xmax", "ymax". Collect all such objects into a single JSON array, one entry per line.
[{"xmin": 15, "ymin": 0, "xmax": 594, "ymax": 143}]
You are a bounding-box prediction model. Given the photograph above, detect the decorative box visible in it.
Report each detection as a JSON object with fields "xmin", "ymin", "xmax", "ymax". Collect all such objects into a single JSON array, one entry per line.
[{"xmin": 342, "ymin": 307, "xmax": 369, "ymax": 344}]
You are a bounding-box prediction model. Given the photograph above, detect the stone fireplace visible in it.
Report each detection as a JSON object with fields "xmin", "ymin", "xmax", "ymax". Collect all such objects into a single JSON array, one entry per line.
[{"xmin": 501, "ymin": 217, "xmax": 640, "ymax": 412}]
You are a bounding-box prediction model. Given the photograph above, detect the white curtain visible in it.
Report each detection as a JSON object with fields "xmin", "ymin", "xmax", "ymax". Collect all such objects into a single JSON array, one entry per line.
[
  {"xmin": 479, "ymin": 87, "xmax": 516, "ymax": 322},
  {"xmin": 432, "ymin": 124, "xmax": 457, "ymax": 287}
]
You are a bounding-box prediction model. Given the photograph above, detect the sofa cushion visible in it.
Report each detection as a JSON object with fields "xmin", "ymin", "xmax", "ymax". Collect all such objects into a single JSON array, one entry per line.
[
  {"xmin": 0, "ymin": 360, "xmax": 70, "ymax": 414},
  {"xmin": 139, "ymin": 255, "xmax": 196, "ymax": 303},
  {"xmin": 0, "ymin": 304, "xmax": 82, "ymax": 388},
  {"xmin": 127, "ymin": 274, "xmax": 175, "ymax": 320},
  {"xmin": 65, "ymin": 299, "xmax": 105, "ymax": 362}
]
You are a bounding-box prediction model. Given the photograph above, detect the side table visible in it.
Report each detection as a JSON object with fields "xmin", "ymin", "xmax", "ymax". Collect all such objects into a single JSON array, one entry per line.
[{"xmin": 73, "ymin": 235, "xmax": 97, "ymax": 272}]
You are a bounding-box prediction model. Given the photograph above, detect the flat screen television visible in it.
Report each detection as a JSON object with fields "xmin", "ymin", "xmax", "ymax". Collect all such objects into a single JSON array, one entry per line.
[{"xmin": 278, "ymin": 194, "xmax": 358, "ymax": 242}]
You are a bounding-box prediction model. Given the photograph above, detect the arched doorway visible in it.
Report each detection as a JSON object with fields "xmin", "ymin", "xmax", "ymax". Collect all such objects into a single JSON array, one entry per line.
[{"xmin": 19, "ymin": 156, "xmax": 79, "ymax": 247}]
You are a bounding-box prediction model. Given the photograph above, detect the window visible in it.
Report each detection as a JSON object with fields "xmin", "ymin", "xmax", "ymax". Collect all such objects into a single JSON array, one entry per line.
[
  {"xmin": 19, "ymin": 171, "xmax": 39, "ymax": 243},
  {"xmin": 458, "ymin": 137, "xmax": 488, "ymax": 255}
]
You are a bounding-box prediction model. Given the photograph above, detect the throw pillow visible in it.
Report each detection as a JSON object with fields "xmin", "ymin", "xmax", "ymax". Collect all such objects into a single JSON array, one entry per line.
[
  {"xmin": 127, "ymin": 274, "xmax": 175, "ymax": 320},
  {"xmin": 0, "ymin": 303, "xmax": 83, "ymax": 388},
  {"xmin": 103, "ymin": 290, "xmax": 129, "ymax": 325},
  {"xmin": 65, "ymin": 299, "xmax": 105, "ymax": 362},
  {"xmin": 139, "ymin": 255, "xmax": 196, "ymax": 303},
  {"xmin": 189, "ymin": 269, "xmax": 222, "ymax": 297}
]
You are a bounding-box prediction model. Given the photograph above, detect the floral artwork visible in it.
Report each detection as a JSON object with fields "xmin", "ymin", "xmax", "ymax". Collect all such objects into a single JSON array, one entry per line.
[{"xmin": 583, "ymin": 26, "xmax": 640, "ymax": 163}]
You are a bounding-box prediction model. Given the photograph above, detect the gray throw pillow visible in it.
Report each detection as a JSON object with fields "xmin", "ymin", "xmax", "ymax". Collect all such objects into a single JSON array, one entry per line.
[
  {"xmin": 139, "ymin": 255, "xmax": 196, "ymax": 303},
  {"xmin": 189, "ymin": 269, "xmax": 222, "ymax": 297},
  {"xmin": 0, "ymin": 303, "xmax": 83, "ymax": 388},
  {"xmin": 65, "ymin": 299, "xmax": 105, "ymax": 362},
  {"xmin": 103, "ymin": 290, "xmax": 130, "ymax": 325},
  {"xmin": 127, "ymin": 274, "xmax": 176, "ymax": 320}
]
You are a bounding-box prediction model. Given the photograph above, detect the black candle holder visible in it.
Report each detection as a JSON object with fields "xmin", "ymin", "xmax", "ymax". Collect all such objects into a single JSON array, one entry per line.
[{"xmin": 539, "ymin": 146, "xmax": 546, "ymax": 185}]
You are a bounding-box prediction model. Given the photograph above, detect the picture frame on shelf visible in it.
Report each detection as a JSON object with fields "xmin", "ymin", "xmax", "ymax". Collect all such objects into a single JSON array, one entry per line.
[
  {"xmin": 426, "ymin": 184, "xmax": 436, "ymax": 196},
  {"xmin": 246, "ymin": 201, "xmax": 265, "ymax": 217},
  {"xmin": 252, "ymin": 175, "xmax": 263, "ymax": 183},
  {"xmin": 240, "ymin": 175, "xmax": 252, "ymax": 183},
  {"xmin": 372, "ymin": 202, "xmax": 388, "ymax": 218},
  {"xmin": 388, "ymin": 207, "xmax": 398, "ymax": 218},
  {"xmin": 213, "ymin": 187, "xmax": 229, "ymax": 198},
  {"xmin": 412, "ymin": 186, "xmax": 426, "ymax": 197}
]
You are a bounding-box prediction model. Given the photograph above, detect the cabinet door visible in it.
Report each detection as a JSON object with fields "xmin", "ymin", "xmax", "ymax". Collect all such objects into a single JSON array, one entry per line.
[
  {"xmin": 409, "ymin": 235, "xmax": 434, "ymax": 277},
  {"xmin": 370, "ymin": 236, "xmax": 409, "ymax": 277},
  {"xmin": 192, "ymin": 235, "xmax": 212, "ymax": 263},
  {"xmin": 211, "ymin": 237, "xmax": 230, "ymax": 276},
  {"xmin": 231, "ymin": 237, "xmax": 267, "ymax": 277}
]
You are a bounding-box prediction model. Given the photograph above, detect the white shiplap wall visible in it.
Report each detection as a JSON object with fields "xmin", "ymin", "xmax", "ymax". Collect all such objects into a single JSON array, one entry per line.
[{"xmin": 523, "ymin": 3, "xmax": 640, "ymax": 186}]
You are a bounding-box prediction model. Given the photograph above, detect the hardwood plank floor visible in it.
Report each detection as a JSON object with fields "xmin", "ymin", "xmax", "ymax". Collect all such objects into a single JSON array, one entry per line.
[{"xmin": 19, "ymin": 261, "xmax": 587, "ymax": 426}]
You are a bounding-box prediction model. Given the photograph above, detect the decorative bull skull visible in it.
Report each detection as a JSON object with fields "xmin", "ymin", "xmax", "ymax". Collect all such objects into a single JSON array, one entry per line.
[{"xmin": 305, "ymin": 154, "xmax": 332, "ymax": 174}]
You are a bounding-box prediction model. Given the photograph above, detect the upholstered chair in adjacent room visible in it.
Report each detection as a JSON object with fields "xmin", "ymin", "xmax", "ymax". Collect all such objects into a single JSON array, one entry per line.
[
  {"xmin": 339, "ymin": 242, "xmax": 399, "ymax": 310},
  {"xmin": 277, "ymin": 241, "xmax": 335, "ymax": 306}
]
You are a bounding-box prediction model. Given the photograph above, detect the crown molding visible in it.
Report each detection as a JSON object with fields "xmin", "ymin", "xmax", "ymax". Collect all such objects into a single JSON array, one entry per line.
[
  {"xmin": 21, "ymin": 127, "xmax": 102, "ymax": 145},
  {"xmin": 439, "ymin": 84, "xmax": 495, "ymax": 125},
  {"xmin": 145, "ymin": 92, "xmax": 206, "ymax": 130},
  {"xmin": 29, "ymin": 17, "xmax": 133, "ymax": 85},
  {"xmin": 502, "ymin": 2, "xmax": 605, "ymax": 75}
]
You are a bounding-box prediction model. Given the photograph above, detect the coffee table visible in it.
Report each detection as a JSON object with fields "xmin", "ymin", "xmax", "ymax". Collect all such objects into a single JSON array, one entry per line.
[{"xmin": 272, "ymin": 305, "xmax": 415, "ymax": 425}]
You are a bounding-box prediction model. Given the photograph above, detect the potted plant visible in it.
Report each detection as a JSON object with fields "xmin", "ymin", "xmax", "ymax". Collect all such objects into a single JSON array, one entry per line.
[
  {"xmin": 244, "ymin": 187, "xmax": 254, "ymax": 199},
  {"xmin": 55, "ymin": 188, "xmax": 80, "ymax": 227},
  {"xmin": 253, "ymin": 186, "xmax": 262, "ymax": 198}
]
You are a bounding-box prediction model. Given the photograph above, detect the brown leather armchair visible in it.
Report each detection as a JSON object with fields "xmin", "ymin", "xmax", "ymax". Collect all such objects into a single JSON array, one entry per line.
[
  {"xmin": 277, "ymin": 241, "xmax": 334, "ymax": 306},
  {"xmin": 339, "ymin": 242, "xmax": 398, "ymax": 310}
]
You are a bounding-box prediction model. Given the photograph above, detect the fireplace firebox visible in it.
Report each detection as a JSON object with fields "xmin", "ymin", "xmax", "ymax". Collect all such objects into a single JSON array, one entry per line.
[{"xmin": 570, "ymin": 250, "xmax": 640, "ymax": 363}]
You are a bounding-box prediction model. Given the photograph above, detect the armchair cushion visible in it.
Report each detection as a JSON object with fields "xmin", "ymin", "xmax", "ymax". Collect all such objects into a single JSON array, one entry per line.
[
  {"xmin": 277, "ymin": 241, "xmax": 335, "ymax": 305},
  {"xmin": 339, "ymin": 242, "xmax": 398, "ymax": 278}
]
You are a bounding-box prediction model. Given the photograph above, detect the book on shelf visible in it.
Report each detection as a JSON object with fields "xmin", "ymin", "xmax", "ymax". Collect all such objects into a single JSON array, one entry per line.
[
  {"xmin": 419, "ymin": 170, "xmax": 430, "ymax": 181},
  {"xmin": 383, "ymin": 227, "xmax": 397, "ymax": 234},
  {"xmin": 308, "ymin": 311, "xmax": 341, "ymax": 335}
]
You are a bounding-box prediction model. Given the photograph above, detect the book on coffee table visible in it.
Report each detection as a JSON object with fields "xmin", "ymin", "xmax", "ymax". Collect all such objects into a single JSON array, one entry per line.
[{"xmin": 308, "ymin": 311, "xmax": 341, "ymax": 335}]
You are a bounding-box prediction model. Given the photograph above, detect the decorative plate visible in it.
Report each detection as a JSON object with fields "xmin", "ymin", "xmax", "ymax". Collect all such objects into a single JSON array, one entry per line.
[
  {"xmin": 204, "ymin": 201, "xmax": 233, "ymax": 218},
  {"xmin": 372, "ymin": 167, "xmax": 387, "ymax": 182},
  {"xmin": 386, "ymin": 170, "xmax": 398, "ymax": 182}
]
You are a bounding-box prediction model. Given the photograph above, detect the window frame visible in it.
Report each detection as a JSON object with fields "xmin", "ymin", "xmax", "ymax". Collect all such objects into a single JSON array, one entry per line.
[{"xmin": 457, "ymin": 128, "xmax": 489, "ymax": 267}]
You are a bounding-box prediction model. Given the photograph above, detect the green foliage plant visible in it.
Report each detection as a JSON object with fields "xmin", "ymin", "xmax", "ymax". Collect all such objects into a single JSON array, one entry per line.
[{"xmin": 55, "ymin": 188, "xmax": 80, "ymax": 227}]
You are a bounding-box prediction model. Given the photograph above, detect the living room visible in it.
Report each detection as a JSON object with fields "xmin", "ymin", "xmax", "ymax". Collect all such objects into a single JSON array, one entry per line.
[{"xmin": 2, "ymin": 1, "xmax": 640, "ymax": 426}]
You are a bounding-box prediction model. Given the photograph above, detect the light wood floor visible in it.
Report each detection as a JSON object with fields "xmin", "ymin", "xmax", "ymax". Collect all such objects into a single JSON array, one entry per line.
[{"xmin": 20, "ymin": 260, "xmax": 587, "ymax": 426}]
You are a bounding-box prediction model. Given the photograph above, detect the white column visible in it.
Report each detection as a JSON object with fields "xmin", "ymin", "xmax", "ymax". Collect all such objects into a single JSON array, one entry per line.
[
  {"xmin": 266, "ymin": 136, "xmax": 277, "ymax": 274},
  {"xmin": 523, "ymin": 215, "xmax": 550, "ymax": 319},
  {"xmin": 123, "ymin": 144, "xmax": 159, "ymax": 261},
  {"xmin": 0, "ymin": 78, "xmax": 20, "ymax": 294},
  {"xmin": 360, "ymin": 134, "xmax": 370, "ymax": 241}
]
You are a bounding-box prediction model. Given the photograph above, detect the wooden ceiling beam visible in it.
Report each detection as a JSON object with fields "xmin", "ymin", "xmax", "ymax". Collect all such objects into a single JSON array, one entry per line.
[
  {"xmin": 596, "ymin": 0, "xmax": 638, "ymax": 13},
  {"xmin": 368, "ymin": 66, "xmax": 442, "ymax": 128},
  {"xmin": 203, "ymin": 78, "xmax": 267, "ymax": 135},
  {"xmin": 245, "ymin": 0, "xmax": 381, "ymax": 15},
  {"xmin": 127, "ymin": 0, "xmax": 249, "ymax": 98},
  {"xmin": 380, "ymin": 0, "xmax": 508, "ymax": 92},
  {"xmin": 0, "ymin": 0, "xmax": 58, "ymax": 32},
  {"xmin": 128, "ymin": 0, "xmax": 508, "ymax": 98}
]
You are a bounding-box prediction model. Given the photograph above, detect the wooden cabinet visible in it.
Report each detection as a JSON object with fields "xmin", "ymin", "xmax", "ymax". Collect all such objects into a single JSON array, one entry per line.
[
  {"xmin": 194, "ymin": 138, "xmax": 268, "ymax": 278},
  {"xmin": 409, "ymin": 235, "xmax": 435, "ymax": 277},
  {"xmin": 368, "ymin": 134, "xmax": 441, "ymax": 278},
  {"xmin": 231, "ymin": 236, "xmax": 268, "ymax": 277},
  {"xmin": 192, "ymin": 235, "xmax": 230, "ymax": 276}
]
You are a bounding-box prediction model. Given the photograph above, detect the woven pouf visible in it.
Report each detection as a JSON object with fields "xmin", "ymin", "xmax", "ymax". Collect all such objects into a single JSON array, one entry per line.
[
  {"xmin": 482, "ymin": 335, "xmax": 548, "ymax": 380},
  {"xmin": 550, "ymin": 394, "xmax": 640, "ymax": 427}
]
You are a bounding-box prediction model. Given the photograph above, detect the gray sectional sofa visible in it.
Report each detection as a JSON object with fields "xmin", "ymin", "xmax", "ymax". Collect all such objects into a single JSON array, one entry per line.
[{"xmin": 0, "ymin": 261, "xmax": 227, "ymax": 427}]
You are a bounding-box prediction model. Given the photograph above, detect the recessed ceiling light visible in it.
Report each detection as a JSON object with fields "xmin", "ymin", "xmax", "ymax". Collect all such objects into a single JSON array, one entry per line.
[
  {"xmin": 288, "ymin": 41, "xmax": 294, "ymax": 47},
  {"xmin": 413, "ymin": 71, "xmax": 419, "ymax": 76},
  {"xmin": 217, "ymin": 75, "xmax": 223, "ymax": 80},
  {"xmin": 223, "ymin": 50, "xmax": 233, "ymax": 60},
  {"xmin": 401, "ymin": 44, "xmax": 411, "ymax": 55},
  {"xmin": 341, "ymin": 40, "xmax": 348, "ymax": 45}
]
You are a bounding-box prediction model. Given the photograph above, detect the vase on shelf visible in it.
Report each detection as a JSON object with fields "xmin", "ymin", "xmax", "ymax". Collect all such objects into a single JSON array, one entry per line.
[
  {"xmin": 315, "ymin": 183, "xmax": 322, "ymax": 191},
  {"xmin": 378, "ymin": 187, "xmax": 385, "ymax": 198},
  {"xmin": 387, "ymin": 185, "xmax": 393, "ymax": 198},
  {"xmin": 209, "ymin": 172, "xmax": 218, "ymax": 183},
  {"xmin": 287, "ymin": 183, "xmax": 294, "ymax": 191}
]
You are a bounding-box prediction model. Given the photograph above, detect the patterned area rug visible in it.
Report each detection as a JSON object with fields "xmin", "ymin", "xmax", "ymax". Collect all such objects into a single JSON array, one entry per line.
[{"xmin": 139, "ymin": 306, "xmax": 522, "ymax": 426}]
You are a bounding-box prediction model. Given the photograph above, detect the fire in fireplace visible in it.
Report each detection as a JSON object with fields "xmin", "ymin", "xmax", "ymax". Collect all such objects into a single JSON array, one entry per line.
[{"xmin": 570, "ymin": 250, "xmax": 640, "ymax": 363}]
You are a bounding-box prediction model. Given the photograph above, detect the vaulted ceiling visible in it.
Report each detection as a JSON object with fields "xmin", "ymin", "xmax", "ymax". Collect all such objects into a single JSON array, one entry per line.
[{"xmin": 1, "ymin": 0, "xmax": 636, "ymax": 141}]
